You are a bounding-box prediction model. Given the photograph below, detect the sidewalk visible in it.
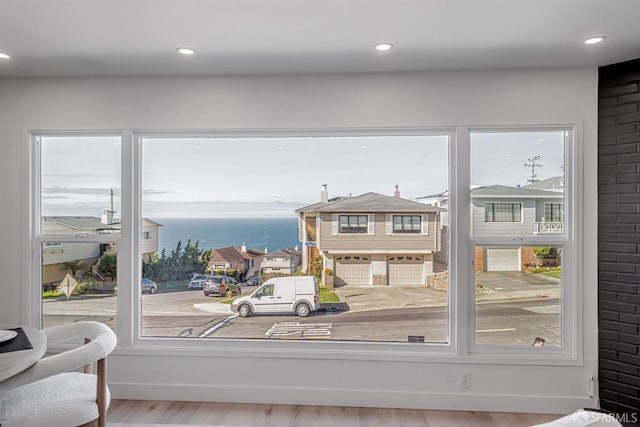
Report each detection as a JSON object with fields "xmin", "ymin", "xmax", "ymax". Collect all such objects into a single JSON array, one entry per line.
[{"xmin": 194, "ymin": 302, "xmax": 233, "ymax": 314}]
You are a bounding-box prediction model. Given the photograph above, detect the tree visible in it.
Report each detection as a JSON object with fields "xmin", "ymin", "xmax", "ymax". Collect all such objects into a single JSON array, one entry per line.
[
  {"xmin": 311, "ymin": 256, "xmax": 323, "ymax": 281},
  {"xmin": 142, "ymin": 240, "xmax": 209, "ymax": 282},
  {"xmin": 98, "ymin": 254, "xmax": 117, "ymax": 280},
  {"xmin": 61, "ymin": 260, "xmax": 88, "ymax": 278}
]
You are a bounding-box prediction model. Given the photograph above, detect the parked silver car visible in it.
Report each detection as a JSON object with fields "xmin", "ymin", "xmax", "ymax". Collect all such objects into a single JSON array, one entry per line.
[{"xmin": 188, "ymin": 274, "xmax": 209, "ymax": 289}]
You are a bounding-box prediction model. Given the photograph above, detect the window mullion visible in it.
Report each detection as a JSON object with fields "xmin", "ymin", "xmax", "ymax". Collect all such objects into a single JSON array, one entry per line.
[
  {"xmin": 452, "ymin": 127, "xmax": 469, "ymax": 356},
  {"xmin": 117, "ymin": 131, "xmax": 135, "ymax": 347}
]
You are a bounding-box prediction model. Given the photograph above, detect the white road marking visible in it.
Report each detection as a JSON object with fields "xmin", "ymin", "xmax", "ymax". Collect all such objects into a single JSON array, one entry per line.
[
  {"xmin": 266, "ymin": 322, "xmax": 332, "ymax": 338},
  {"xmin": 199, "ymin": 314, "xmax": 238, "ymax": 337}
]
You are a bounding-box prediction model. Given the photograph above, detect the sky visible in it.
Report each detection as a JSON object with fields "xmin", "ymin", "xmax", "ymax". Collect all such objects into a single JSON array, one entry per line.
[{"xmin": 41, "ymin": 131, "xmax": 565, "ymax": 219}]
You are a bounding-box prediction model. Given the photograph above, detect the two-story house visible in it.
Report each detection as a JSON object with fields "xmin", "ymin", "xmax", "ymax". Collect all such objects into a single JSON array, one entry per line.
[
  {"xmin": 471, "ymin": 177, "xmax": 564, "ymax": 272},
  {"xmin": 296, "ymin": 186, "xmax": 445, "ymax": 286},
  {"xmin": 261, "ymin": 247, "xmax": 302, "ymax": 274},
  {"xmin": 207, "ymin": 244, "xmax": 264, "ymax": 279}
]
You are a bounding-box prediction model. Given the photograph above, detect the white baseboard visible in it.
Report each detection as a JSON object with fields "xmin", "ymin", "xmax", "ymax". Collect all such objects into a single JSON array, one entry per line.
[{"xmin": 110, "ymin": 382, "xmax": 596, "ymax": 414}]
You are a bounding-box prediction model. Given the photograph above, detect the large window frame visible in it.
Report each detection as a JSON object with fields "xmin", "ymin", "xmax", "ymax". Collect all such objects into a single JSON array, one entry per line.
[
  {"xmin": 28, "ymin": 127, "xmax": 579, "ymax": 365},
  {"xmin": 468, "ymin": 128, "xmax": 575, "ymax": 357}
]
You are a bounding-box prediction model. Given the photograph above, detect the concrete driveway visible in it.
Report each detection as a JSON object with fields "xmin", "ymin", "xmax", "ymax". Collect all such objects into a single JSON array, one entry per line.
[
  {"xmin": 332, "ymin": 271, "xmax": 560, "ymax": 312},
  {"xmin": 475, "ymin": 271, "xmax": 559, "ymax": 291}
]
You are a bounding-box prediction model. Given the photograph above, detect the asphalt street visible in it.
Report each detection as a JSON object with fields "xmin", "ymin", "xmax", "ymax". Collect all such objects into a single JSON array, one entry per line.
[{"xmin": 42, "ymin": 271, "xmax": 561, "ymax": 346}]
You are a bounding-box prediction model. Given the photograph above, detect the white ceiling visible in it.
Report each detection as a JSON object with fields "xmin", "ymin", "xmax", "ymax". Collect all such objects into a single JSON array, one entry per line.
[{"xmin": 1, "ymin": 0, "xmax": 639, "ymax": 78}]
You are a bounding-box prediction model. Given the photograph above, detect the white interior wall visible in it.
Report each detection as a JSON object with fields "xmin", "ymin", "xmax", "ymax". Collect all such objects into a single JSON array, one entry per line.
[{"xmin": 0, "ymin": 69, "xmax": 598, "ymax": 413}]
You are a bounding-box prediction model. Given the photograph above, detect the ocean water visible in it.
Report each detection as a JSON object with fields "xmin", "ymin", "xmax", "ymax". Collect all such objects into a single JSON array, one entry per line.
[{"xmin": 155, "ymin": 217, "xmax": 300, "ymax": 253}]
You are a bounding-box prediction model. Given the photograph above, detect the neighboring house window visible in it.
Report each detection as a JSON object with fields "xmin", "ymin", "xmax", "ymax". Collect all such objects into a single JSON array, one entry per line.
[
  {"xmin": 544, "ymin": 203, "xmax": 563, "ymax": 222},
  {"xmin": 142, "ymin": 231, "xmax": 150, "ymax": 239},
  {"xmin": 339, "ymin": 215, "xmax": 368, "ymax": 234},
  {"xmin": 393, "ymin": 215, "xmax": 421, "ymax": 234},
  {"xmin": 484, "ymin": 202, "xmax": 522, "ymax": 222}
]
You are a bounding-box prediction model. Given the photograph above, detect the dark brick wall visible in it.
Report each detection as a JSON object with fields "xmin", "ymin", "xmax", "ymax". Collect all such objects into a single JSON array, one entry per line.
[{"xmin": 599, "ymin": 57, "xmax": 640, "ymax": 423}]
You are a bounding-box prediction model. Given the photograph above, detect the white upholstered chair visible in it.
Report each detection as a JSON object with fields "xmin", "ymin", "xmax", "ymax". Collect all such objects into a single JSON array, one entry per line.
[{"xmin": 0, "ymin": 321, "xmax": 117, "ymax": 427}]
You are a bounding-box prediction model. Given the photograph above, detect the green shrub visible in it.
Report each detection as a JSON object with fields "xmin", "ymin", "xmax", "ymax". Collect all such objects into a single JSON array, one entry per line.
[{"xmin": 533, "ymin": 246, "xmax": 554, "ymax": 257}]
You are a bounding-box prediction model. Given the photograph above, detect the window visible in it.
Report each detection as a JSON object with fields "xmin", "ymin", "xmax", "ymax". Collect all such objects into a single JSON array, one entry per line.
[
  {"xmin": 471, "ymin": 130, "xmax": 567, "ymax": 348},
  {"xmin": 484, "ymin": 203, "xmax": 522, "ymax": 222},
  {"xmin": 31, "ymin": 129, "xmax": 575, "ymax": 354},
  {"xmin": 393, "ymin": 215, "xmax": 421, "ymax": 233},
  {"xmin": 544, "ymin": 203, "xmax": 563, "ymax": 222},
  {"xmin": 339, "ymin": 215, "xmax": 368, "ymax": 234},
  {"xmin": 37, "ymin": 135, "xmax": 121, "ymax": 331},
  {"xmin": 140, "ymin": 134, "xmax": 448, "ymax": 342}
]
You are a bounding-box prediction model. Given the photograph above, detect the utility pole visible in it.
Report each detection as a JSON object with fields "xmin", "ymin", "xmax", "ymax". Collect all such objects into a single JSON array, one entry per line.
[
  {"xmin": 524, "ymin": 156, "xmax": 543, "ymax": 184},
  {"xmin": 105, "ymin": 188, "xmax": 117, "ymax": 224}
]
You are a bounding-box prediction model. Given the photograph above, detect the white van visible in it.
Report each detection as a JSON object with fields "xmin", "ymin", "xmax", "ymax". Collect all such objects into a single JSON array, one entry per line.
[{"xmin": 231, "ymin": 276, "xmax": 320, "ymax": 317}]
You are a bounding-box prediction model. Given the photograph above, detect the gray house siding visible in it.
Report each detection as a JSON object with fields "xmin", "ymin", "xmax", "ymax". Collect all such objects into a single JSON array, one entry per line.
[{"xmin": 471, "ymin": 198, "xmax": 536, "ymax": 236}]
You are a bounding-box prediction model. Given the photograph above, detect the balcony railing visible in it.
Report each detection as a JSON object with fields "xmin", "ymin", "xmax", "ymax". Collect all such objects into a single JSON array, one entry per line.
[{"xmin": 533, "ymin": 222, "xmax": 563, "ymax": 234}]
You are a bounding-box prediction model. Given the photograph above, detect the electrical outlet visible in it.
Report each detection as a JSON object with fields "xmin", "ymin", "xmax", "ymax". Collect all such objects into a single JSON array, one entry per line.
[{"xmin": 461, "ymin": 371, "xmax": 471, "ymax": 388}]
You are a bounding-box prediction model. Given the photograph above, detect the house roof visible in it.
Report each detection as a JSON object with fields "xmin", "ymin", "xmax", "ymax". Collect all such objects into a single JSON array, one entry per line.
[
  {"xmin": 267, "ymin": 248, "xmax": 301, "ymax": 258},
  {"xmin": 43, "ymin": 216, "xmax": 162, "ymax": 230},
  {"xmin": 209, "ymin": 246, "xmax": 264, "ymax": 264},
  {"xmin": 522, "ymin": 176, "xmax": 564, "ymax": 192},
  {"xmin": 470, "ymin": 185, "xmax": 563, "ymax": 198},
  {"xmin": 43, "ymin": 216, "xmax": 120, "ymax": 231},
  {"xmin": 296, "ymin": 192, "xmax": 445, "ymax": 213},
  {"xmin": 142, "ymin": 218, "xmax": 164, "ymax": 227}
]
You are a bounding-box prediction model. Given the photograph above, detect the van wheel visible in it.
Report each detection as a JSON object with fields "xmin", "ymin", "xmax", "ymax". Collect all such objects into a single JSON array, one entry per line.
[
  {"xmin": 227, "ymin": 289, "xmax": 233, "ymax": 298},
  {"xmin": 295, "ymin": 303, "xmax": 311, "ymax": 317},
  {"xmin": 204, "ymin": 291, "xmax": 210, "ymax": 297},
  {"xmin": 238, "ymin": 304, "xmax": 251, "ymax": 318}
]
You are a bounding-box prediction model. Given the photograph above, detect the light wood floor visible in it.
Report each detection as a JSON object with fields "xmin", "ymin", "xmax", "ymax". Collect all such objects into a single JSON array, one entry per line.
[{"xmin": 107, "ymin": 400, "xmax": 560, "ymax": 426}]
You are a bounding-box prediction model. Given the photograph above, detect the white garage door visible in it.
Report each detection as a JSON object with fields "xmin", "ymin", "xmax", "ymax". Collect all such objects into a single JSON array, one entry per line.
[
  {"xmin": 335, "ymin": 256, "xmax": 371, "ymax": 286},
  {"xmin": 388, "ymin": 256, "xmax": 424, "ymax": 286},
  {"xmin": 485, "ymin": 248, "xmax": 520, "ymax": 271}
]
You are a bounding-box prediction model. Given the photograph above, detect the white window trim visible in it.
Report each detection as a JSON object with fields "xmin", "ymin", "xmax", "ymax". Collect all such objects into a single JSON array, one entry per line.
[
  {"xmin": 333, "ymin": 213, "xmax": 374, "ymax": 235},
  {"xmin": 28, "ymin": 127, "xmax": 581, "ymax": 366},
  {"xmin": 386, "ymin": 214, "xmax": 429, "ymax": 235},
  {"xmin": 483, "ymin": 201, "xmax": 524, "ymax": 223}
]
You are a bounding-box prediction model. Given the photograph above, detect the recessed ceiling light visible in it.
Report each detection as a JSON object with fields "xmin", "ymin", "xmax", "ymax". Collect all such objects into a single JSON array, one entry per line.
[
  {"xmin": 176, "ymin": 47, "xmax": 196, "ymax": 55},
  {"xmin": 584, "ymin": 36, "xmax": 606, "ymax": 45},
  {"xmin": 375, "ymin": 43, "xmax": 393, "ymax": 52},
  {"xmin": 0, "ymin": 52, "xmax": 10, "ymax": 59}
]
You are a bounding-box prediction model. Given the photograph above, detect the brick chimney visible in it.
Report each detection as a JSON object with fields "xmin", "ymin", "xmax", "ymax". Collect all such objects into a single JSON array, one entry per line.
[{"xmin": 394, "ymin": 185, "xmax": 400, "ymax": 198}]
